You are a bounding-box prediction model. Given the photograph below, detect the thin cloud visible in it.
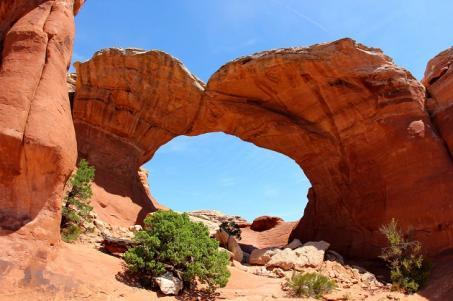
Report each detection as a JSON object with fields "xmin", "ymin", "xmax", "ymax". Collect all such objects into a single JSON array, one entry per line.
[{"xmin": 270, "ymin": 0, "xmax": 330, "ymax": 34}]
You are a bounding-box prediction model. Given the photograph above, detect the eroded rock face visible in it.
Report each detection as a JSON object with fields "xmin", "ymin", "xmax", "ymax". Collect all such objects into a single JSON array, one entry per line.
[
  {"xmin": 0, "ymin": 0, "xmax": 79, "ymax": 256},
  {"xmin": 250, "ymin": 216, "xmax": 283, "ymax": 232},
  {"xmin": 423, "ymin": 47, "xmax": 453, "ymax": 155},
  {"xmin": 72, "ymin": 39, "xmax": 453, "ymax": 258},
  {"xmin": 73, "ymin": 48, "xmax": 204, "ymax": 225}
]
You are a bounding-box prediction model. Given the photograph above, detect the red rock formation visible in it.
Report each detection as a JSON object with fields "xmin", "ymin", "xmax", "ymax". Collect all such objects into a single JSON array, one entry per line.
[
  {"xmin": 73, "ymin": 48, "xmax": 203, "ymax": 225},
  {"xmin": 0, "ymin": 0, "xmax": 80, "ymax": 292},
  {"xmin": 250, "ymin": 216, "xmax": 283, "ymax": 232},
  {"xmin": 73, "ymin": 40, "xmax": 453, "ymax": 258},
  {"xmin": 423, "ymin": 47, "xmax": 453, "ymax": 155}
]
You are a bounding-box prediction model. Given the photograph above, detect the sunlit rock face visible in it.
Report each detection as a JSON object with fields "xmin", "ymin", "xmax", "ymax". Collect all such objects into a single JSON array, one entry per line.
[
  {"xmin": 423, "ymin": 46, "xmax": 453, "ymax": 156},
  {"xmin": 0, "ymin": 0, "xmax": 80, "ymax": 292},
  {"xmin": 73, "ymin": 39, "xmax": 453, "ymax": 258},
  {"xmin": 72, "ymin": 48, "xmax": 202, "ymax": 226}
]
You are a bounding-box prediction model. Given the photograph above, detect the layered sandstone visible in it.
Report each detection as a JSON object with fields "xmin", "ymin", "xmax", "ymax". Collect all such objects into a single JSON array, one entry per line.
[
  {"xmin": 73, "ymin": 39, "xmax": 453, "ymax": 257},
  {"xmin": 423, "ymin": 47, "xmax": 453, "ymax": 155},
  {"xmin": 196, "ymin": 40, "xmax": 453, "ymax": 257},
  {"xmin": 73, "ymin": 48, "xmax": 204, "ymax": 225},
  {"xmin": 0, "ymin": 0, "xmax": 80, "ymax": 255}
]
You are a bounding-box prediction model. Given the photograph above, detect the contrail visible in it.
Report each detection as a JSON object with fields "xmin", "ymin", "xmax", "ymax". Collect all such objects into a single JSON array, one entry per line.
[{"xmin": 270, "ymin": 0, "xmax": 330, "ymax": 34}]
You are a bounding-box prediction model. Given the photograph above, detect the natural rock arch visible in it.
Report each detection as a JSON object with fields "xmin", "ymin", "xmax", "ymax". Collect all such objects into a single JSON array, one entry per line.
[{"xmin": 73, "ymin": 39, "xmax": 453, "ymax": 257}]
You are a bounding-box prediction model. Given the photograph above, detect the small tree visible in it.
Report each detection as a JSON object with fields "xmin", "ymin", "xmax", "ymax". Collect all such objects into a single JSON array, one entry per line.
[
  {"xmin": 219, "ymin": 221, "xmax": 241, "ymax": 240},
  {"xmin": 124, "ymin": 210, "xmax": 231, "ymax": 293},
  {"xmin": 379, "ymin": 219, "xmax": 430, "ymax": 293},
  {"xmin": 286, "ymin": 272, "xmax": 336, "ymax": 299},
  {"xmin": 61, "ymin": 159, "xmax": 95, "ymax": 242}
]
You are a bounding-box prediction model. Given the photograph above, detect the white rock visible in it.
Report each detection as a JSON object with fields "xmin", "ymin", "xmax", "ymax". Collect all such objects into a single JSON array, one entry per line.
[
  {"xmin": 249, "ymin": 248, "xmax": 278, "ymax": 265},
  {"xmin": 266, "ymin": 241, "xmax": 330, "ymax": 270},
  {"xmin": 128, "ymin": 224, "xmax": 142, "ymax": 232},
  {"xmin": 154, "ymin": 272, "xmax": 183, "ymax": 295},
  {"xmin": 294, "ymin": 240, "xmax": 330, "ymax": 267}
]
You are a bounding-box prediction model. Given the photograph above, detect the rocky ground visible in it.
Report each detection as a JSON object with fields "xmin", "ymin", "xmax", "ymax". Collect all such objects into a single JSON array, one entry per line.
[
  {"xmin": 2, "ymin": 209, "xmax": 452, "ymax": 300},
  {"xmin": 27, "ymin": 209, "xmax": 448, "ymax": 301}
]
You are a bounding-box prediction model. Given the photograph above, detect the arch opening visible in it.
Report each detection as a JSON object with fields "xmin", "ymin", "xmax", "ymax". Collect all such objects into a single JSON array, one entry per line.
[{"xmin": 145, "ymin": 132, "xmax": 310, "ymax": 222}]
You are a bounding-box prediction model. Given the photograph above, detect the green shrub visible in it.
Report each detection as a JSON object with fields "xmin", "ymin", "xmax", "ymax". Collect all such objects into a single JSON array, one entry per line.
[
  {"xmin": 379, "ymin": 219, "xmax": 430, "ymax": 293},
  {"xmin": 60, "ymin": 159, "xmax": 95, "ymax": 242},
  {"xmin": 219, "ymin": 221, "xmax": 241, "ymax": 240},
  {"xmin": 124, "ymin": 210, "xmax": 231, "ymax": 292},
  {"xmin": 286, "ymin": 272, "xmax": 336, "ymax": 298}
]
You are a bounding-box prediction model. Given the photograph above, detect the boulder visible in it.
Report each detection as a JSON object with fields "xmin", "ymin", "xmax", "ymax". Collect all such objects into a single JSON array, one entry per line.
[
  {"xmin": 227, "ymin": 236, "xmax": 244, "ymax": 263},
  {"xmin": 154, "ymin": 272, "xmax": 183, "ymax": 295},
  {"xmin": 325, "ymin": 250, "xmax": 345, "ymax": 265},
  {"xmin": 250, "ymin": 216, "xmax": 283, "ymax": 232},
  {"xmin": 266, "ymin": 241, "xmax": 330, "ymax": 270},
  {"xmin": 249, "ymin": 248, "xmax": 279, "ymax": 265},
  {"xmin": 215, "ymin": 229, "xmax": 230, "ymax": 247},
  {"xmin": 266, "ymin": 248, "xmax": 298, "ymax": 270},
  {"xmin": 294, "ymin": 241, "xmax": 330, "ymax": 267},
  {"xmin": 284, "ymin": 239, "xmax": 303, "ymax": 250}
]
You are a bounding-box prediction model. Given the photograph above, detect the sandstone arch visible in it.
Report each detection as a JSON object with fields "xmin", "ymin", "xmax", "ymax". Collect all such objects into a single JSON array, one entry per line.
[{"xmin": 73, "ymin": 39, "xmax": 453, "ymax": 257}]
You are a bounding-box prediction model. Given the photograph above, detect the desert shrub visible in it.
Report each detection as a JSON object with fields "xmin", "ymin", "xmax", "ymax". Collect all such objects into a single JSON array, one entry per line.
[
  {"xmin": 124, "ymin": 210, "xmax": 230, "ymax": 292},
  {"xmin": 380, "ymin": 219, "xmax": 430, "ymax": 293},
  {"xmin": 60, "ymin": 159, "xmax": 95, "ymax": 242},
  {"xmin": 286, "ymin": 272, "xmax": 336, "ymax": 298},
  {"xmin": 219, "ymin": 220, "xmax": 241, "ymax": 240}
]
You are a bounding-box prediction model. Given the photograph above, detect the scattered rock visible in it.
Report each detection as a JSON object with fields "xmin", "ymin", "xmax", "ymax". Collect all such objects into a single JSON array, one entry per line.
[
  {"xmin": 128, "ymin": 225, "xmax": 142, "ymax": 232},
  {"xmin": 250, "ymin": 216, "xmax": 283, "ymax": 232},
  {"xmin": 101, "ymin": 234, "xmax": 135, "ymax": 257},
  {"xmin": 154, "ymin": 272, "xmax": 183, "ymax": 295},
  {"xmin": 249, "ymin": 248, "xmax": 278, "ymax": 265}
]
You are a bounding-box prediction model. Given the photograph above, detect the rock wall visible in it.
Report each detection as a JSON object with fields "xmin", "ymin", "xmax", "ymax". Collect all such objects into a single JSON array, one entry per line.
[
  {"xmin": 73, "ymin": 40, "xmax": 453, "ymax": 257},
  {"xmin": 0, "ymin": 1, "xmax": 81, "ymax": 291}
]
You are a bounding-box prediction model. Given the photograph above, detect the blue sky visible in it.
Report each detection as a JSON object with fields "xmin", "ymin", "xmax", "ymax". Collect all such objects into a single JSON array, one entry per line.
[{"xmin": 73, "ymin": 1, "xmax": 452, "ymax": 221}]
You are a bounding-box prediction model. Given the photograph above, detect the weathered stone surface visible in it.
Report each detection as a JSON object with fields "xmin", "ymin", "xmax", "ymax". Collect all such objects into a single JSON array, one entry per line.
[
  {"xmin": 423, "ymin": 47, "xmax": 453, "ymax": 155},
  {"xmin": 249, "ymin": 248, "xmax": 278, "ymax": 265},
  {"xmin": 215, "ymin": 228, "xmax": 230, "ymax": 247},
  {"xmin": 72, "ymin": 39, "xmax": 453, "ymax": 258},
  {"xmin": 0, "ymin": 0, "xmax": 79, "ymax": 262},
  {"xmin": 228, "ymin": 235, "xmax": 244, "ymax": 263},
  {"xmin": 73, "ymin": 48, "xmax": 203, "ymax": 226},
  {"xmin": 196, "ymin": 39, "xmax": 453, "ymax": 258},
  {"xmin": 250, "ymin": 216, "xmax": 283, "ymax": 232},
  {"xmin": 266, "ymin": 241, "xmax": 329, "ymax": 270},
  {"xmin": 154, "ymin": 272, "xmax": 183, "ymax": 295}
]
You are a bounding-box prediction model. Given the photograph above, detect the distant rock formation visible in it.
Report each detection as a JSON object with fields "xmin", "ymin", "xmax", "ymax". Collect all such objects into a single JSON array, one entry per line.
[
  {"xmin": 72, "ymin": 40, "xmax": 453, "ymax": 258},
  {"xmin": 250, "ymin": 216, "xmax": 283, "ymax": 232}
]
